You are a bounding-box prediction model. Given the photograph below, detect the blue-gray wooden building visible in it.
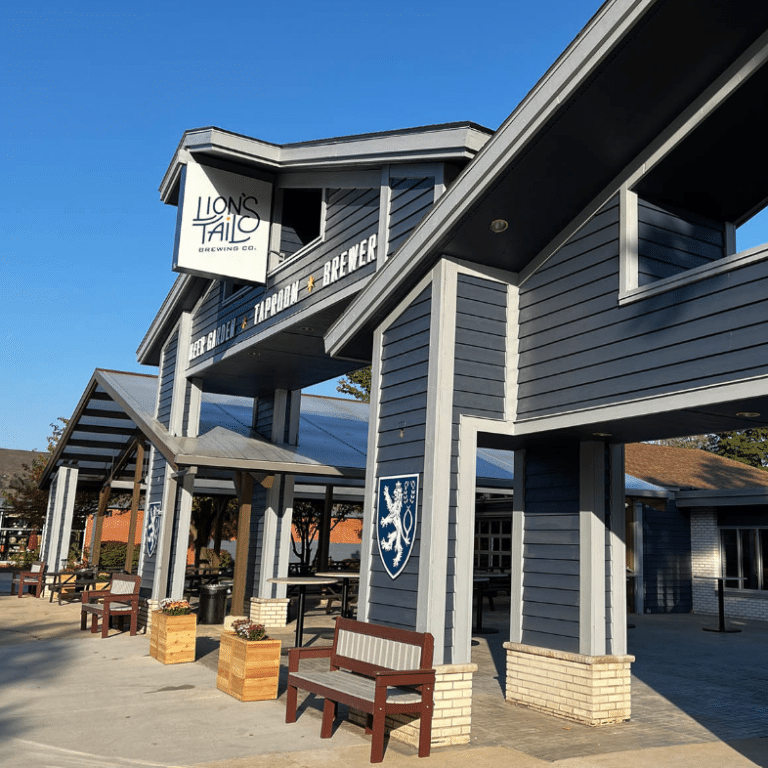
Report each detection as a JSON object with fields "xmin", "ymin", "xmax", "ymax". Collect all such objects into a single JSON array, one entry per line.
[{"xmin": 39, "ymin": 0, "xmax": 768, "ymax": 743}]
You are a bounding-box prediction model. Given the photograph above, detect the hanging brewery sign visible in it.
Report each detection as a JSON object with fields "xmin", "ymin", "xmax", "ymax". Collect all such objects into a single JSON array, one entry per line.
[
  {"xmin": 173, "ymin": 161, "xmax": 273, "ymax": 284},
  {"xmin": 376, "ymin": 474, "xmax": 419, "ymax": 579}
]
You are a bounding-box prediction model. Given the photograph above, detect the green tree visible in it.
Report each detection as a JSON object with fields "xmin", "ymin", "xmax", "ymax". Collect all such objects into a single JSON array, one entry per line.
[
  {"xmin": 709, "ymin": 429, "xmax": 768, "ymax": 469},
  {"xmin": 336, "ymin": 367, "xmax": 371, "ymax": 402},
  {"xmin": 5, "ymin": 418, "xmax": 100, "ymax": 534},
  {"xmin": 189, "ymin": 495, "xmax": 238, "ymax": 567},
  {"xmin": 5, "ymin": 419, "xmax": 68, "ymax": 529}
]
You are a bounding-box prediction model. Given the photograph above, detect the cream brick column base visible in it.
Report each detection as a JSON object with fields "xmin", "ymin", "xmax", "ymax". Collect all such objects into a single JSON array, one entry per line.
[
  {"xmin": 504, "ymin": 642, "xmax": 634, "ymax": 726},
  {"xmin": 349, "ymin": 662, "xmax": 477, "ymax": 749},
  {"xmin": 249, "ymin": 597, "xmax": 289, "ymax": 627},
  {"xmin": 139, "ymin": 598, "xmax": 160, "ymax": 633}
]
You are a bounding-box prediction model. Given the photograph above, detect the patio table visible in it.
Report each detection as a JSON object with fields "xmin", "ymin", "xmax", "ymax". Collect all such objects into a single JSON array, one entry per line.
[{"xmin": 268, "ymin": 576, "xmax": 338, "ymax": 647}]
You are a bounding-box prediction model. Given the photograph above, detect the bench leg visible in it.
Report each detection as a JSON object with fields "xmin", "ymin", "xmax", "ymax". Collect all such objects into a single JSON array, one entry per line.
[
  {"xmin": 321, "ymin": 698, "xmax": 335, "ymax": 738},
  {"xmin": 91, "ymin": 614, "xmax": 99, "ymax": 634},
  {"xmin": 102, "ymin": 611, "xmax": 110, "ymax": 638},
  {"xmin": 80, "ymin": 609, "xmax": 87, "ymax": 631},
  {"xmin": 418, "ymin": 686, "xmax": 434, "ymax": 758},
  {"xmin": 371, "ymin": 706, "xmax": 386, "ymax": 763},
  {"xmin": 285, "ymin": 685, "xmax": 298, "ymax": 723}
]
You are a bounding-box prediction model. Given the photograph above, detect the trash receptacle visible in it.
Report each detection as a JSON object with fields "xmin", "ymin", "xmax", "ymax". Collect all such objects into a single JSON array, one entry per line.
[{"xmin": 199, "ymin": 583, "xmax": 229, "ymax": 624}]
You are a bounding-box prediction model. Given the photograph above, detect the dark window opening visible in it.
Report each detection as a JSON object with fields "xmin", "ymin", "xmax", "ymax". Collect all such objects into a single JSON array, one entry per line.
[
  {"xmin": 721, "ymin": 527, "xmax": 768, "ymax": 591},
  {"xmin": 278, "ymin": 188, "xmax": 323, "ymax": 263}
]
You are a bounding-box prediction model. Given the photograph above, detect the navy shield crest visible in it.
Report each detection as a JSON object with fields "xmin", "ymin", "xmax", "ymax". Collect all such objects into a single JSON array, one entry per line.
[
  {"xmin": 376, "ymin": 474, "xmax": 419, "ymax": 579},
  {"xmin": 145, "ymin": 501, "xmax": 161, "ymax": 558}
]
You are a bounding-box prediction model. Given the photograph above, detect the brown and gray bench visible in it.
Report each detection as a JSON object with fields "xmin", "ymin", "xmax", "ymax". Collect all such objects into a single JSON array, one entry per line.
[{"xmin": 286, "ymin": 617, "xmax": 435, "ymax": 763}]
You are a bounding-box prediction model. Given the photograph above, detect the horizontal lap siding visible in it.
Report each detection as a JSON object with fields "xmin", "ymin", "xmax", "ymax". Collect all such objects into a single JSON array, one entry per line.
[
  {"xmin": 388, "ymin": 178, "xmax": 434, "ymax": 256},
  {"xmin": 189, "ymin": 188, "xmax": 380, "ymax": 368},
  {"xmin": 517, "ymin": 196, "xmax": 768, "ymax": 419},
  {"xmin": 447, "ymin": 274, "xmax": 507, "ymax": 657},
  {"xmin": 157, "ymin": 330, "xmax": 178, "ymax": 428},
  {"xmin": 643, "ymin": 501, "xmax": 692, "ymax": 613},
  {"xmin": 522, "ymin": 445, "xmax": 580, "ymax": 653},
  {"xmin": 369, "ymin": 286, "xmax": 431, "ymax": 630},
  {"xmin": 638, "ymin": 199, "xmax": 725, "ymax": 285}
]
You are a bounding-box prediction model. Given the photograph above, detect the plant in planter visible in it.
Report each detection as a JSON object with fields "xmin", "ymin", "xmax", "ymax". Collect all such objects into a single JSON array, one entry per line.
[
  {"xmin": 150, "ymin": 598, "xmax": 196, "ymax": 664},
  {"xmin": 217, "ymin": 619, "xmax": 282, "ymax": 701}
]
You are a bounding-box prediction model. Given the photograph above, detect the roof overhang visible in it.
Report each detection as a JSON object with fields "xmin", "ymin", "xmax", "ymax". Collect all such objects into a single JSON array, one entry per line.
[
  {"xmin": 326, "ymin": 0, "xmax": 768, "ymax": 360},
  {"xmin": 159, "ymin": 123, "xmax": 491, "ymax": 206},
  {"xmin": 676, "ymin": 488, "xmax": 768, "ymax": 508}
]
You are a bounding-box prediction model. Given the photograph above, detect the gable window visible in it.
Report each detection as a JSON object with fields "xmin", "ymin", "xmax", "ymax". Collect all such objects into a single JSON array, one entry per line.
[{"xmin": 721, "ymin": 528, "xmax": 768, "ymax": 591}]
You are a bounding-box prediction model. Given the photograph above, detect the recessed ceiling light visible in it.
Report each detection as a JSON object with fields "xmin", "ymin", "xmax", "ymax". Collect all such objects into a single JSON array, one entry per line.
[
  {"xmin": 490, "ymin": 219, "xmax": 509, "ymax": 234},
  {"xmin": 299, "ymin": 326, "xmax": 314, "ymax": 332},
  {"xmin": 736, "ymin": 411, "xmax": 761, "ymax": 419},
  {"xmin": 592, "ymin": 432, "xmax": 612, "ymax": 438}
]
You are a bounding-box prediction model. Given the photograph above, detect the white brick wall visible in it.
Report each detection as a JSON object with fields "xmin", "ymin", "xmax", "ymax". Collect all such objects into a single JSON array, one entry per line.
[
  {"xmin": 249, "ymin": 597, "xmax": 289, "ymax": 627},
  {"xmin": 349, "ymin": 663, "xmax": 477, "ymax": 748},
  {"xmin": 504, "ymin": 643, "xmax": 634, "ymax": 726},
  {"xmin": 690, "ymin": 507, "xmax": 768, "ymax": 622}
]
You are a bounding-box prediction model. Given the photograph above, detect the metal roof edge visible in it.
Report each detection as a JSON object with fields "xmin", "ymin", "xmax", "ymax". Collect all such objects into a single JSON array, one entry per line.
[{"xmin": 159, "ymin": 123, "xmax": 493, "ymax": 206}]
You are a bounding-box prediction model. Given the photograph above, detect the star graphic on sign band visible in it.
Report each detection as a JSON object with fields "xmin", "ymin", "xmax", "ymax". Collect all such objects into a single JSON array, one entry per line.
[
  {"xmin": 241, "ymin": 316, "xmax": 248, "ymax": 330},
  {"xmin": 307, "ymin": 275, "xmax": 316, "ymax": 292}
]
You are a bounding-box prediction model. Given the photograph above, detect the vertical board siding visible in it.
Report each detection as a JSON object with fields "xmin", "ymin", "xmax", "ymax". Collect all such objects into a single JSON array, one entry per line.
[
  {"xmin": 369, "ymin": 286, "xmax": 431, "ymax": 629},
  {"xmin": 157, "ymin": 330, "xmax": 178, "ymax": 428},
  {"xmin": 517, "ymin": 196, "xmax": 768, "ymax": 419},
  {"xmin": 637, "ymin": 198, "xmax": 725, "ymax": 285},
  {"xmin": 188, "ymin": 187, "xmax": 380, "ymax": 368},
  {"xmin": 387, "ymin": 178, "xmax": 435, "ymax": 256},
  {"xmin": 642, "ymin": 500, "xmax": 692, "ymax": 613},
  {"xmin": 522, "ymin": 445, "xmax": 581, "ymax": 653}
]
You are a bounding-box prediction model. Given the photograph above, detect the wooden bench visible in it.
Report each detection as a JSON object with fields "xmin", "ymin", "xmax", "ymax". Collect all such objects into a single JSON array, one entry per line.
[{"xmin": 286, "ymin": 617, "xmax": 435, "ymax": 763}]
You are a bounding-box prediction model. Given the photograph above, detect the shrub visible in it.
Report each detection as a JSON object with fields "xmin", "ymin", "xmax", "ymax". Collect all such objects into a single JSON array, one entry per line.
[{"xmin": 84, "ymin": 541, "xmax": 139, "ymax": 571}]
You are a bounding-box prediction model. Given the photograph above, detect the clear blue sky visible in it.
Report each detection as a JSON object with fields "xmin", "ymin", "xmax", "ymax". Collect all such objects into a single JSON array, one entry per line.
[{"xmin": 2, "ymin": 1, "xmax": 766, "ymax": 451}]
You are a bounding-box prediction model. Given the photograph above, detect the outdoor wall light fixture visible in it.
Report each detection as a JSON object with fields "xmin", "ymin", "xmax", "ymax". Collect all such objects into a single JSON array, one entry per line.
[
  {"xmin": 398, "ymin": 421, "xmax": 406, "ymax": 438},
  {"xmin": 490, "ymin": 219, "xmax": 509, "ymax": 233},
  {"xmin": 736, "ymin": 411, "xmax": 761, "ymax": 419}
]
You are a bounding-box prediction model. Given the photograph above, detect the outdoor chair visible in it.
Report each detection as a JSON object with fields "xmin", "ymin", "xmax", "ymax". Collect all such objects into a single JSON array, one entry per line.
[
  {"xmin": 12, "ymin": 561, "xmax": 46, "ymax": 598},
  {"xmin": 80, "ymin": 574, "xmax": 141, "ymax": 638}
]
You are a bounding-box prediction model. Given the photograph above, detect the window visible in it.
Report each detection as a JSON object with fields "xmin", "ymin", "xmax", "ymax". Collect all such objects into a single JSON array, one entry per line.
[
  {"xmin": 270, "ymin": 188, "xmax": 324, "ymax": 271},
  {"xmin": 474, "ymin": 519, "xmax": 512, "ymax": 571},
  {"xmin": 222, "ymin": 280, "xmax": 248, "ymax": 302},
  {"xmin": 721, "ymin": 528, "xmax": 768, "ymax": 590}
]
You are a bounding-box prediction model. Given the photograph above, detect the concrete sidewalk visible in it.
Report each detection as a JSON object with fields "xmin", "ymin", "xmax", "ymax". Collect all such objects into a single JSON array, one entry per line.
[{"xmin": 1, "ymin": 593, "xmax": 767, "ymax": 768}]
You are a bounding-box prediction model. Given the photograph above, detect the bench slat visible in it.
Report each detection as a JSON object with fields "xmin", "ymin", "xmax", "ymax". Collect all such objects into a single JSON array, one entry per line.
[
  {"xmin": 290, "ymin": 670, "xmax": 423, "ymax": 705},
  {"xmin": 337, "ymin": 629, "xmax": 421, "ymax": 671}
]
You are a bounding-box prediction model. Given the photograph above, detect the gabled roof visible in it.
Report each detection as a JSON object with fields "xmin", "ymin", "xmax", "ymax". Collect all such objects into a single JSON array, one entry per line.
[
  {"xmin": 326, "ymin": 0, "xmax": 768, "ymax": 359},
  {"xmin": 626, "ymin": 443, "xmax": 768, "ymax": 490}
]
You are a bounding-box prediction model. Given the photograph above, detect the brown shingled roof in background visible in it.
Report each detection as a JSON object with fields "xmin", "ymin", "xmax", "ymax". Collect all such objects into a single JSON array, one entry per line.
[{"xmin": 626, "ymin": 443, "xmax": 768, "ymax": 490}]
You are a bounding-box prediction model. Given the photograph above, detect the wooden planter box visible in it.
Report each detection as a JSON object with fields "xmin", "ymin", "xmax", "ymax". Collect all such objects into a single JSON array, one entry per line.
[
  {"xmin": 217, "ymin": 633, "xmax": 281, "ymax": 701},
  {"xmin": 149, "ymin": 611, "xmax": 196, "ymax": 664}
]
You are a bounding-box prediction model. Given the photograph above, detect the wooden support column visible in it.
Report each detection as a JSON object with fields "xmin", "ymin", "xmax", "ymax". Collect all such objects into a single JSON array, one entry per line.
[
  {"xmin": 91, "ymin": 484, "xmax": 111, "ymax": 568},
  {"xmin": 317, "ymin": 485, "xmax": 332, "ymax": 570},
  {"xmin": 231, "ymin": 471, "xmax": 254, "ymax": 616},
  {"xmin": 124, "ymin": 442, "xmax": 144, "ymax": 573}
]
